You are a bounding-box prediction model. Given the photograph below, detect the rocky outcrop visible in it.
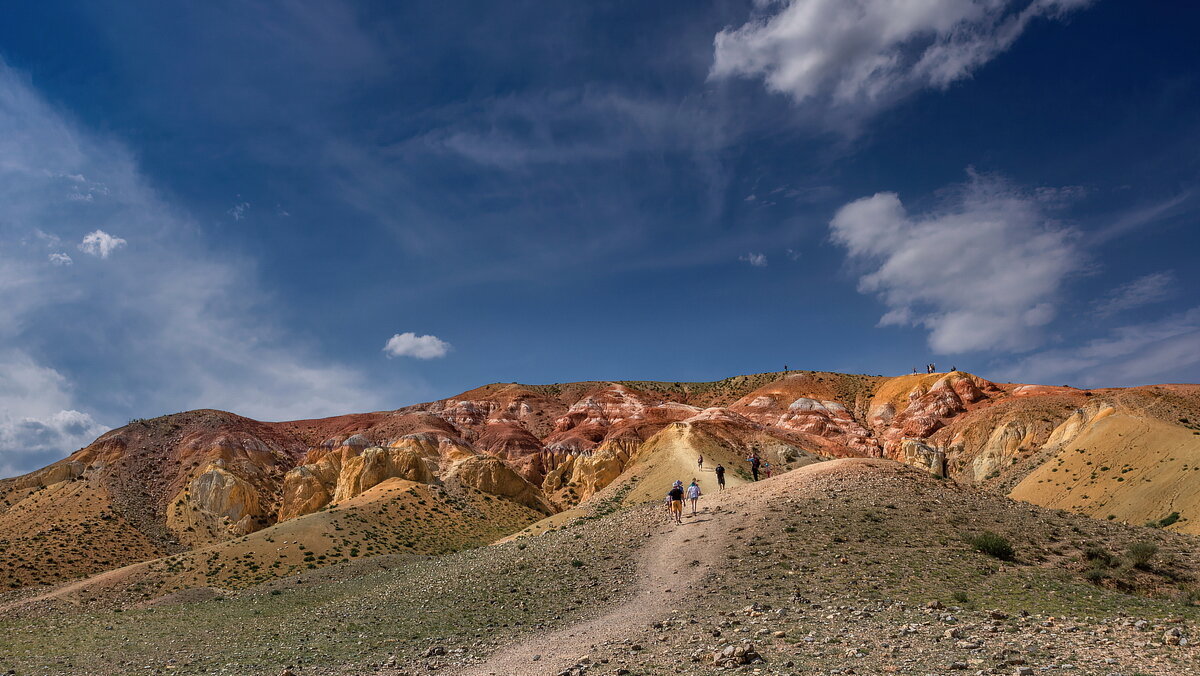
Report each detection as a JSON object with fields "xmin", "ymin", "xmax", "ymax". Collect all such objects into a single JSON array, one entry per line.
[
  {"xmin": 541, "ymin": 438, "xmax": 639, "ymax": 506},
  {"xmin": 278, "ymin": 436, "xmax": 444, "ymax": 519},
  {"xmin": 733, "ymin": 395, "xmax": 879, "ymax": 457},
  {"xmin": 187, "ymin": 463, "xmax": 263, "ymax": 523},
  {"xmin": 900, "ymin": 440, "xmax": 947, "ymax": 477},
  {"xmin": 873, "ymin": 372, "xmax": 1000, "ymax": 461},
  {"xmin": 447, "ymin": 455, "xmax": 551, "ymax": 513}
]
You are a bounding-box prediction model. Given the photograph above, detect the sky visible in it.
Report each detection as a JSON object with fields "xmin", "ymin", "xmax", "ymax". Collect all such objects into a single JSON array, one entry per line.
[{"xmin": 1, "ymin": 0, "xmax": 1199, "ymax": 477}]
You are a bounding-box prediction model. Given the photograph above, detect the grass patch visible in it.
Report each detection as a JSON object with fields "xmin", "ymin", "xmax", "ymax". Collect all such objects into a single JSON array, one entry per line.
[{"xmin": 967, "ymin": 531, "xmax": 1014, "ymax": 561}]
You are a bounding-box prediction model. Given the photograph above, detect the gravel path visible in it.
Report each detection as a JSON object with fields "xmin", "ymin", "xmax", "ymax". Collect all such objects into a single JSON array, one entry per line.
[{"xmin": 456, "ymin": 498, "xmax": 738, "ymax": 675}]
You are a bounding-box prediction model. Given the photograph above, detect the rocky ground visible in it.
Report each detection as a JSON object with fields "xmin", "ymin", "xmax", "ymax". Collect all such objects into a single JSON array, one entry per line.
[{"xmin": 2, "ymin": 460, "xmax": 1199, "ymax": 675}]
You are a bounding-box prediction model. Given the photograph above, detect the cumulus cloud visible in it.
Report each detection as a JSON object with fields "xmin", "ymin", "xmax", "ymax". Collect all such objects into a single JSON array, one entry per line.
[
  {"xmin": 739, "ymin": 252, "xmax": 769, "ymax": 267},
  {"xmin": 1001, "ymin": 306, "xmax": 1200, "ymax": 387},
  {"xmin": 78, "ymin": 229, "xmax": 126, "ymax": 258},
  {"xmin": 0, "ymin": 351, "xmax": 109, "ymax": 477},
  {"xmin": 383, "ymin": 332, "xmax": 451, "ymax": 359},
  {"xmin": 711, "ymin": 0, "xmax": 1094, "ymax": 126},
  {"xmin": 1093, "ymin": 271, "xmax": 1175, "ymax": 318},
  {"xmin": 829, "ymin": 173, "xmax": 1081, "ymax": 354},
  {"xmin": 48, "ymin": 252, "xmax": 73, "ymax": 266}
]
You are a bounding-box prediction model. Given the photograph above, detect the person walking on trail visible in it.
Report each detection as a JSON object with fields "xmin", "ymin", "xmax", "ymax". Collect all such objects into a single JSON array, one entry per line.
[
  {"xmin": 715, "ymin": 464, "xmax": 726, "ymax": 491},
  {"xmin": 686, "ymin": 479, "xmax": 702, "ymax": 515},
  {"xmin": 697, "ymin": 454, "xmax": 704, "ymax": 470},
  {"xmin": 667, "ymin": 480, "xmax": 685, "ymax": 524},
  {"xmin": 747, "ymin": 454, "xmax": 761, "ymax": 481},
  {"xmin": 763, "ymin": 462, "xmax": 773, "ymax": 479}
]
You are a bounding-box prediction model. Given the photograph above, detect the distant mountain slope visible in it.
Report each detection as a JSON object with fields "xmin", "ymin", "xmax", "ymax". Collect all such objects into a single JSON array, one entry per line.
[{"xmin": 3, "ymin": 369, "xmax": 1199, "ymax": 591}]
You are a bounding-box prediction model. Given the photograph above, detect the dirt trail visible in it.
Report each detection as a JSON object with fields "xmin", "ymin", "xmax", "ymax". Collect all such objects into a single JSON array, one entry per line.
[
  {"xmin": 456, "ymin": 495, "xmax": 741, "ymax": 675},
  {"xmin": 456, "ymin": 459, "xmax": 876, "ymax": 675}
]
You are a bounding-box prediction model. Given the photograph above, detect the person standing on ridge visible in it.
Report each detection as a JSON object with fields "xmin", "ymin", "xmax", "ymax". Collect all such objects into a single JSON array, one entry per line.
[
  {"xmin": 686, "ymin": 479, "xmax": 702, "ymax": 515},
  {"xmin": 667, "ymin": 480, "xmax": 685, "ymax": 524},
  {"xmin": 697, "ymin": 454, "xmax": 703, "ymax": 470},
  {"xmin": 715, "ymin": 464, "xmax": 726, "ymax": 491}
]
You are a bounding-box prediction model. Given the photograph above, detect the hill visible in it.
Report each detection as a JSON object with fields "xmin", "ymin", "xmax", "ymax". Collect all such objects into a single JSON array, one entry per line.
[
  {"xmin": 2, "ymin": 370, "xmax": 1199, "ymax": 592},
  {"xmin": 2, "ymin": 459, "xmax": 1198, "ymax": 675}
]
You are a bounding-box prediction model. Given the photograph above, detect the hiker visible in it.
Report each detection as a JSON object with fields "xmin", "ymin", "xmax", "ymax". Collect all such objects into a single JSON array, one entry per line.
[
  {"xmin": 667, "ymin": 480, "xmax": 685, "ymax": 524},
  {"xmin": 747, "ymin": 454, "xmax": 761, "ymax": 481},
  {"xmin": 686, "ymin": 479, "xmax": 702, "ymax": 515},
  {"xmin": 697, "ymin": 454, "xmax": 703, "ymax": 470},
  {"xmin": 715, "ymin": 464, "xmax": 726, "ymax": 491},
  {"xmin": 763, "ymin": 462, "xmax": 773, "ymax": 479}
]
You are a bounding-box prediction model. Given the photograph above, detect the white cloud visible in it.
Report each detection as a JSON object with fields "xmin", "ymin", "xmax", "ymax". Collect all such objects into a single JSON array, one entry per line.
[
  {"xmin": 383, "ymin": 332, "xmax": 451, "ymax": 359},
  {"xmin": 739, "ymin": 252, "xmax": 769, "ymax": 267},
  {"xmin": 1001, "ymin": 307, "xmax": 1200, "ymax": 387},
  {"xmin": 711, "ymin": 0, "xmax": 1094, "ymax": 127},
  {"xmin": 48, "ymin": 252, "xmax": 73, "ymax": 266},
  {"xmin": 0, "ymin": 351, "xmax": 109, "ymax": 477},
  {"xmin": 78, "ymin": 229, "xmax": 127, "ymax": 258},
  {"xmin": 0, "ymin": 59, "xmax": 395, "ymax": 477},
  {"xmin": 829, "ymin": 172, "xmax": 1081, "ymax": 354},
  {"xmin": 1093, "ymin": 271, "xmax": 1175, "ymax": 318},
  {"xmin": 228, "ymin": 201, "xmax": 250, "ymax": 220}
]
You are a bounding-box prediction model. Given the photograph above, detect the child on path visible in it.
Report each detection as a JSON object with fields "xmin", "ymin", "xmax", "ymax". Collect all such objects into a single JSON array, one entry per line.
[{"xmin": 686, "ymin": 479, "xmax": 702, "ymax": 515}]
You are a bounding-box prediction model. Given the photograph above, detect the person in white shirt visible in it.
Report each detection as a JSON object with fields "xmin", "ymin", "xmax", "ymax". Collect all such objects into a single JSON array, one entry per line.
[{"xmin": 686, "ymin": 479, "xmax": 702, "ymax": 515}]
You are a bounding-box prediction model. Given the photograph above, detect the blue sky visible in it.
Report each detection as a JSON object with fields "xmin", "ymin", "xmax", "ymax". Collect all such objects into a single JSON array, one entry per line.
[{"xmin": 1, "ymin": 0, "xmax": 1199, "ymax": 476}]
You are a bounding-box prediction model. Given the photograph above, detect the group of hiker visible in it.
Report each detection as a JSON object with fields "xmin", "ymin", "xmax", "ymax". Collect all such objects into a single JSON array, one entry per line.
[
  {"xmin": 664, "ymin": 452, "xmax": 769, "ymax": 524},
  {"xmin": 912, "ymin": 363, "xmax": 956, "ymax": 374},
  {"xmin": 663, "ymin": 479, "xmax": 702, "ymax": 524}
]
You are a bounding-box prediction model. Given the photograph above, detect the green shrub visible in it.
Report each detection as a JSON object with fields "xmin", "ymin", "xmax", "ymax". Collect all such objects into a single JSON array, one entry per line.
[
  {"xmin": 1084, "ymin": 545, "xmax": 1114, "ymax": 566},
  {"xmin": 1147, "ymin": 512, "xmax": 1182, "ymax": 529},
  {"xmin": 968, "ymin": 531, "xmax": 1014, "ymax": 560},
  {"xmin": 1126, "ymin": 541, "xmax": 1158, "ymax": 569},
  {"xmin": 1084, "ymin": 564, "xmax": 1110, "ymax": 585}
]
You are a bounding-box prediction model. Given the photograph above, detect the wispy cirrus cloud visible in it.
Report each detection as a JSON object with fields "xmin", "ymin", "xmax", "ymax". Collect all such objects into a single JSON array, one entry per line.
[
  {"xmin": 1001, "ymin": 306, "xmax": 1200, "ymax": 387},
  {"xmin": 711, "ymin": 0, "xmax": 1095, "ymax": 129},
  {"xmin": 0, "ymin": 58, "xmax": 394, "ymax": 477},
  {"xmin": 227, "ymin": 201, "xmax": 250, "ymax": 220},
  {"xmin": 1093, "ymin": 271, "xmax": 1175, "ymax": 318}
]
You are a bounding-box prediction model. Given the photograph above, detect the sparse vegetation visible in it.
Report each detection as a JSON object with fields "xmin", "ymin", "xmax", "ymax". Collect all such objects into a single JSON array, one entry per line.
[
  {"xmin": 967, "ymin": 531, "xmax": 1014, "ymax": 560},
  {"xmin": 1126, "ymin": 541, "xmax": 1158, "ymax": 569}
]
